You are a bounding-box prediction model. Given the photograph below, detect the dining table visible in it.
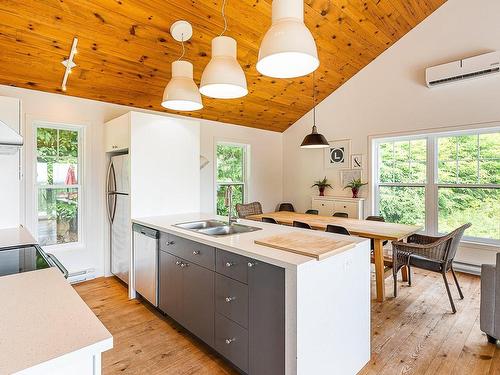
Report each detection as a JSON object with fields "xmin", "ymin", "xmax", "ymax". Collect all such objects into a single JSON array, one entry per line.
[{"xmin": 246, "ymin": 211, "xmax": 422, "ymax": 302}]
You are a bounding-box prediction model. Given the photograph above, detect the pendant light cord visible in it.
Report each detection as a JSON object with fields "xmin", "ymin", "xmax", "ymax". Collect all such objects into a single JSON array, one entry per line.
[
  {"xmin": 312, "ymin": 72, "xmax": 316, "ymax": 126},
  {"xmin": 176, "ymin": 34, "xmax": 186, "ymax": 61},
  {"xmin": 219, "ymin": 0, "xmax": 228, "ymax": 36}
]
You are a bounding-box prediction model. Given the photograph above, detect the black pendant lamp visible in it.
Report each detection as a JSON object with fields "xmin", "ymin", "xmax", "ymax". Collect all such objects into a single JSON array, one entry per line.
[{"xmin": 300, "ymin": 73, "xmax": 329, "ymax": 149}]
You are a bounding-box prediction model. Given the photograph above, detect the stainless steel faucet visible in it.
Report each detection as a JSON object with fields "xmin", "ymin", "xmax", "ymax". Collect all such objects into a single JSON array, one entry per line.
[{"xmin": 224, "ymin": 185, "xmax": 237, "ymax": 225}]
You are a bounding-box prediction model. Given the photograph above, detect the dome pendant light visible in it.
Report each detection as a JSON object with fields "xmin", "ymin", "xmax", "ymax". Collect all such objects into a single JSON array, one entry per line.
[
  {"xmin": 161, "ymin": 21, "xmax": 203, "ymax": 111},
  {"xmin": 300, "ymin": 73, "xmax": 328, "ymax": 149},
  {"xmin": 257, "ymin": 0, "xmax": 319, "ymax": 79},
  {"xmin": 200, "ymin": 0, "xmax": 248, "ymax": 99}
]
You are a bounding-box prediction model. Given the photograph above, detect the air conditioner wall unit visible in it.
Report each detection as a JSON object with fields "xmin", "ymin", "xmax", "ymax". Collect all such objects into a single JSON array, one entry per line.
[{"xmin": 425, "ymin": 51, "xmax": 500, "ymax": 88}]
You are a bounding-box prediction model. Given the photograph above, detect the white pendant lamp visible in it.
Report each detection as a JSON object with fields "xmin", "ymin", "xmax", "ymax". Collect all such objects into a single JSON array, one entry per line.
[
  {"xmin": 161, "ymin": 21, "xmax": 203, "ymax": 111},
  {"xmin": 257, "ymin": 0, "xmax": 319, "ymax": 79},
  {"xmin": 200, "ymin": 0, "xmax": 248, "ymax": 99}
]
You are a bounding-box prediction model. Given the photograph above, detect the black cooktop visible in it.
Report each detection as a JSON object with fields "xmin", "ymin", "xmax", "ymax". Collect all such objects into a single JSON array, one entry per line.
[{"xmin": 0, "ymin": 244, "xmax": 52, "ymax": 277}]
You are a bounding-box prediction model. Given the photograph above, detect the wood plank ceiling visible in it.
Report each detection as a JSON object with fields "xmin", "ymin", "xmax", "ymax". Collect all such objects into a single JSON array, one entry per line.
[{"xmin": 0, "ymin": 0, "xmax": 445, "ymax": 132}]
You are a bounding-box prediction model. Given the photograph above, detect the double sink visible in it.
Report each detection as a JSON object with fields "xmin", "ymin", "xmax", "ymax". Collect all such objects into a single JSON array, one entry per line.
[{"xmin": 174, "ymin": 220, "xmax": 262, "ymax": 237}]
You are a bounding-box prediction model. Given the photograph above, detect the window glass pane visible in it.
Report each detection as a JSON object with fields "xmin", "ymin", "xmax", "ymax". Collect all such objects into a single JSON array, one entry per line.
[
  {"xmin": 393, "ymin": 141, "xmax": 410, "ymax": 161},
  {"xmin": 479, "ymin": 133, "xmax": 500, "ymax": 159},
  {"xmin": 378, "ymin": 186, "xmax": 425, "ymax": 228},
  {"xmin": 379, "ymin": 160, "xmax": 393, "ymax": 183},
  {"xmin": 457, "ymin": 160, "xmax": 478, "ymax": 184},
  {"xmin": 438, "ymin": 161, "xmax": 457, "ymax": 184},
  {"xmin": 410, "ymin": 139, "xmax": 426, "ymax": 161},
  {"xmin": 438, "ymin": 187, "xmax": 499, "ymax": 240},
  {"xmin": 38, "ymin": 188, "xmax": 79, "ymax": 246},
  {"xmin": 216, "ymin": 184, "xmax": 244, "ymax": 216},
  {"xmin": 438, "ymin": 137, "xmax": 457, "ymax": 160},
  {"xmin": 392, "ymin": 161, "xmax": 410, "ymax": 183},
  {"xmin": 216, "ymin": 144, "xmax": 244, "ymax": 183},
  {"xmin": 378, "ymin": 139, "xmax": 426, "ymax": 183},
  {"xmin": 479, "ymin": 159, "xmax": 500, "ymax": 184},
  {"xmin": 410, "ymin": 161, "xmax": 426, "ymax": 182},
  {"xmin": 457, "ymin": 134, "xmax": 478, "ymax": 159}
]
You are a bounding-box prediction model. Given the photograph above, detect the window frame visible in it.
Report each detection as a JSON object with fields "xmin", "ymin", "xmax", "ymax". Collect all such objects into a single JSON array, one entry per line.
[
  {"xmin": 33, "ymin": 121, "xmax": 84, "ymax": 250},
  {"xmin": 214, "ymin": 140, "xmax": 249, "ymax": 215},
  {"xmin": 372, "ymin": 126, "xmax": 499, "ymax": 245}
]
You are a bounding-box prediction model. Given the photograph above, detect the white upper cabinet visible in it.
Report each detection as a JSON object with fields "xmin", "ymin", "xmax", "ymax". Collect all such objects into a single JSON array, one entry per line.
[{"xmin": 104, "ymin": 113, "xmax": 130, "ymax": 152}]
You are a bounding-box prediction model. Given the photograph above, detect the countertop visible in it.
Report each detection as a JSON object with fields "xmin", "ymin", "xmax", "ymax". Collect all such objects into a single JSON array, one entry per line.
[
  {"xmin": 0, "ymin": 268, "xmax": 113, "ymax": 374},
  {"xmin": 0, "ymin": 226, "xmax": 36, "ymax": 248},
  {"xmin": 133, "ymin": 213, "xmax": 367, "ymax": 269}
]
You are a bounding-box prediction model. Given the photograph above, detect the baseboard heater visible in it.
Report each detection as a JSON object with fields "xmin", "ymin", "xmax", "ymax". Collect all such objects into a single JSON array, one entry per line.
[
  {"xmin": 453, "ymin": 261, "xmax": 481, "ymax": 276},
  {"xmin": 67, "ymin": 268, "xmax": 96, "ymax": 284}
]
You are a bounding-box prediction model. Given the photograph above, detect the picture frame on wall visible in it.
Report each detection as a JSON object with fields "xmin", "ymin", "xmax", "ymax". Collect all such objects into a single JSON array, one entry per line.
[
  {"xmin": 351, "ymin": 154, "xmax": 363, "ymax": 169},
  {"xmin": 341, "ymin": 169, "xmax": 362, "ymax": 187},
  {"xmin": 324, "ymin": 139, "xmax": 351, "ymax": 169}
]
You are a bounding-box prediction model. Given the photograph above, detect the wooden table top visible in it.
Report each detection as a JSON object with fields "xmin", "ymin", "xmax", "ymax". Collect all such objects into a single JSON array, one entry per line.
[{"xmin": 246, "ymin": 211, "xmax": 422, "ymax": 241}]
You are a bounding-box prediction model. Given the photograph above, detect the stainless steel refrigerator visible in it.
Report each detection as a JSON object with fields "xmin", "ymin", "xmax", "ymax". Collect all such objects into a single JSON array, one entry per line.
[{"xmin": 106, "ymin": 154, "xmax": 130, "ymax": 284}]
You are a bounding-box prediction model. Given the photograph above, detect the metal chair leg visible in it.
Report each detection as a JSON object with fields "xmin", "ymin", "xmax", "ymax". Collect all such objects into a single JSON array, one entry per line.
[
  {"xmin": 442, "ymin": 272, "xmax": 457, "ymax": 314},
  {"xmin": 451, "ymin": 267, "xmax": 464, "ymax": 299},
  {"xmin": 407, "ymin": 265, "xmax": 412, "ymax": 286},
  {"xmin": 393, "ymin": 268, "xmax": 398, "ymax": 298}
]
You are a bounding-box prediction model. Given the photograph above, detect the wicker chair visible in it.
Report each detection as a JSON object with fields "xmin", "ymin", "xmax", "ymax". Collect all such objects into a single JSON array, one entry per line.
[
  {"xmin": 235, "ymin": 201, "xmax": 263, "ymax": 218},
  {"xmin": 392, "ymin": 223, "xmax": 471, "ymax": 313}
]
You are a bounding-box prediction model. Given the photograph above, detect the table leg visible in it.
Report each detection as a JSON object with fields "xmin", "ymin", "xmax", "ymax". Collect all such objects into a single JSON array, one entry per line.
[
  {"xmin": 374, "ymin": 238, "xmax": 385, "ymax": 302},
  {"xmin": 401, "ymin": 266, "xmax": 409, "ymax": 282}
]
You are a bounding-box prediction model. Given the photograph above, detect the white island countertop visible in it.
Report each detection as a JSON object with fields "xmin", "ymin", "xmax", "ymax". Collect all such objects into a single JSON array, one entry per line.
[
  {"xmin": 133, "ymin": 212, "xmax": 367, "ymax": 270},
  {"xmin": 0, "ymin": 268, "xmax": 113, "ymax": 374}
]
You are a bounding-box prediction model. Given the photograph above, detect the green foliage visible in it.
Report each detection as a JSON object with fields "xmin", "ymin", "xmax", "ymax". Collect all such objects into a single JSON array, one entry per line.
[
  {"xmin": 216, "ymin": 144, "xmax": 245, "ymax": 215},
  {"xmin": 343, "ymin": 178, "xmax": 367, "ymax": 190},
  {"xmin": 311, "ymin": 177, "xmax": 332, "ymax": 189}
]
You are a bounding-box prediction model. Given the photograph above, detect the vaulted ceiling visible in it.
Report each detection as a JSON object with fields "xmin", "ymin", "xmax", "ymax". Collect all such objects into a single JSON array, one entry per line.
[{"xmin": 0, "ymin": 0, "xmax": 445, "ymax": 132}]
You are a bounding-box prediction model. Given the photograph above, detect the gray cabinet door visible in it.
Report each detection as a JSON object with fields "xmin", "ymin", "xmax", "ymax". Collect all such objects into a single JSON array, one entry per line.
[
  {"xmin": 249, "ymin": 261, "xmax": 285, "ymax": 375},
  {"xmin": 182, "ymin": 261, "xmax": 215, "ymax": 346},
  {"xmin": 158, "ymin": 251, "xmax": 183, "ymax": 323}
]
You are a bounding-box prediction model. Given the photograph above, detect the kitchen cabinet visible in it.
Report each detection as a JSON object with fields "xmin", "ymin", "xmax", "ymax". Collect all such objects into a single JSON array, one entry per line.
[
  {"xmin": 104, "ymin": 113, "xmax": 130, "ymax": 152},
  {"xmin": 311, "ymin": 196, "xmax": 365, "ymax": 218},
  {"xmin": 158, "ymin": 234, "xmax": 285, "ymax": 375}
]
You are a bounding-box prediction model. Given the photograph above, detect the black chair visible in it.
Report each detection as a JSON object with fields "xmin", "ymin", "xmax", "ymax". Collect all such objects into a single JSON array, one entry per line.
[
  {"xmin": 305, "ymin": 209, "xmax": 319, "ymax": 215},
  {"xmin": 278, "ymin": 203, "xmax": 295, "ymax": 212},
  {"xmin": 262, "ymin": 217, "xmax": 278, "ymax": 224},
  {"xmin": 332, "ymin": 212, "xmax": 348, "ymax": 218},
  {"xmin": 293, "ymin": 221, "xmax": 312, "ymax": 229},
  {"xmin": 392, "ymin": 223, "xmax": 471, "ymax": 313},
  {"xmin": 325, "ymin": 225, "xmax": 350, "ymax": 236},
  {"xmin": 365, "ymin": 215, "xmax": 388, "ymax": 249}
]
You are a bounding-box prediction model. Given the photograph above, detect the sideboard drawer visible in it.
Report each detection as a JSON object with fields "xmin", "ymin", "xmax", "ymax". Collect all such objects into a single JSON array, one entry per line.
[
  {"xmin": 216, "ymin": 249, "xmax": 249, "ymax": 284},
  {"xmin": 216, "ymin": 273, "xmax": 249, "ymax": 328},
  {"xmin": 311, "ymin": 200, "xmax": 334, "ymax": 216},
  {"xmin": 334, "ymin": 202, "xmax": 357, "ymax": 218}
]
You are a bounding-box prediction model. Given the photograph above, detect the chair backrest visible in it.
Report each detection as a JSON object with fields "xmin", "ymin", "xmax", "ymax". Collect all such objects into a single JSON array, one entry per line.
[
  {"xmin": 278, "ymin": 203, "xmax": 295, "ymax": 212},
  {"xmin": 365, "ymin": 215, "xmax": 385, "ymax": 222},
  {"xmin": 262, "ymin": 217, "xmax": 278, "ymax": 224},
  {"xmin": 305, "ymin": 209, "xmax": 319, "ymax": 215},
  {"xmin": 445, "ymin": 223, "xmax": 472, "ymax": 261},
  {"xmin": 333, "ymin": 212, "xmax": 348, "ymax": 218},
  {"xmin": 235, "ymin": 201, "xmax": 263, "ymax": 218},
  {"xmin": 325, "ymin": 225, "xmax": 351, "ymax": 236},
  {"xmin": 293, "ymin": 221, "xmax": 312, "ymax": 229}
]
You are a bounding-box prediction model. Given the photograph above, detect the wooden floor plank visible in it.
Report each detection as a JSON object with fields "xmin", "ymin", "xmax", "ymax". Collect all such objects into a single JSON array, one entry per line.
[{"xmin": 74, "ymin": 270, "xmax": 499, "ymax": 375}]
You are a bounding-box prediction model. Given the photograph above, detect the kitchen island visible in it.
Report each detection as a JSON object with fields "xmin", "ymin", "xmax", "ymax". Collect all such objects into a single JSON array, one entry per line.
[{"xmin": 133, "ymin": 213, "xmax": 371, "ymax": 375}]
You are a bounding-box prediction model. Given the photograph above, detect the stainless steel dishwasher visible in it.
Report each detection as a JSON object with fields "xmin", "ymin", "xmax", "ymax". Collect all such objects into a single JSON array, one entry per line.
[{"xmin": 133, "ymin": 224, "xmax": 159, "ymax": 306}]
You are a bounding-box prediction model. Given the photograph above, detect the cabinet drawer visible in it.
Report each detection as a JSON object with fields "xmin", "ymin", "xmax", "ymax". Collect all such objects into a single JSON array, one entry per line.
[
  {"xmin": 216, "ymin": 249, "xmax": 249, "ymax": 284},
  {"xmin": 215, "ymin": 313, "xmax": 248, "ymax": 373},
  {"xmin": 311, "ymin": 199, "xmax": 334, "ymax": 216},
  {"xmin": 333, "ymin": 202, "xmax": 357, "ymax": 218},
  {"xmin": 215, "ymin": 274, "xmax": 248, "ymax": 329},
  {"xmin": 160, "ymin": 233, "xmax": 215, "ymax": 270}
]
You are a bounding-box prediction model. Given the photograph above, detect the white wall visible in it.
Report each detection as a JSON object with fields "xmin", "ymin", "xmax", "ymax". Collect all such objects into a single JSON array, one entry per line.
[
  {"xmin": 0, "ymin": 85, "xmax": 284, "ymax": 277},
  {"xmin": 282, "ymin": 0, "xmax": 500, "ymax": 266},
  {"xmin": 200, "ymin": 119, "xmax": 283, "ymax": 214}
]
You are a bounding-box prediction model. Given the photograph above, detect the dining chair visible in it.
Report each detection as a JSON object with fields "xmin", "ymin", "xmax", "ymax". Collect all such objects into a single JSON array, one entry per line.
[
  {"xmin": 325, "ymin": 224, "xmax": 350, "ymax": 236},
  {"xmin": 305, "ymin": 209, "xmax": 319, "ymax": 215},
  {"xmin": 235, "ymin": 202, "xmax": 263, "ymax": 218},
  {"xmin": 332, "ymin": 212, "xmax": 348, "ymax": 218},
  {"xmin": 293, "ymin": 221, "xmax": 312, "ymax": 230},
  {"xmin": 392, "ymin": 223, "xmax": 471, "ymax": 313},
  {"xmin": 278, "ymin": 203, "xmax": 295, "ymax": 212},
  {"xmin": 262, "ymin": 217, "xmax": 278, "ymax": 224}
]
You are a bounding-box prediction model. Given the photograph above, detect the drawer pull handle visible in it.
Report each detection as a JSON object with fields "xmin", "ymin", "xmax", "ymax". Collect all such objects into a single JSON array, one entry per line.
[
  {"xmin": 166, "ymin": 241, "xmax": 175, "ymax": 246},
  {"xmin": 192, "ymin": 250, "xmax": 200, "ymax": 255},
  {"xmin": 225, "ymin": 262, "xmax": 234, "ymax": 267},
  {"xmin": 247, "ymin": 262, "xmax": 256, "ymax": 268},
  {"xmin": 175, "ymin": 261, "xmax": 181, "ymax": 266},
  {"xmin": 225, "ymin": 338, "xmax": 236, "ymax": 344},
  {"xmin": 225, "ymin": 296, "xmax": 236, "ymax": 303},
  {"xmin": 180, "ymin": 262, "xmax": 188, "ymax": 268}
]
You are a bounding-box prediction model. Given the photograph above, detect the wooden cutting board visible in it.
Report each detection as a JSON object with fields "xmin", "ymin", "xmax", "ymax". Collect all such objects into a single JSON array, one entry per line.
[{"xmin": 254, "ymin": 232, "xmax": 356, "ymax": 260}]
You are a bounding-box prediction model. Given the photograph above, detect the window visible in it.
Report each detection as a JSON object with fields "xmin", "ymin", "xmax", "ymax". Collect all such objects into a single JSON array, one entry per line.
[
  {"xmin": 373, "ymin": 128, "xmax": 500, "ymax": 243},
  {"xmin": 215, "ymin": 142, "xmax": 247, "ymax": 216},
  {"xmin": 36, "ymin": 125, "xmax": 82, "ymax": 246}
]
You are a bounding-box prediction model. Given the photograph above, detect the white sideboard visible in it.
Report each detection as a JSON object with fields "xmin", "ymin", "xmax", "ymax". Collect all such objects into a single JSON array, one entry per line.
[{"xmin": 311, "ymin": 196, "xmax": 365, "ymax": 219}]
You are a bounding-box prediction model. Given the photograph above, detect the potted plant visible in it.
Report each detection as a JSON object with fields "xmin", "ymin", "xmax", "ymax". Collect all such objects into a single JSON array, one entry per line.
[
  {"xmin": 311, "ymin": 177, "xmax": 332, "ymax": 196},
  {"xmin": 344, "ymin": 178, "xmax": 367, "ymax": 198}
]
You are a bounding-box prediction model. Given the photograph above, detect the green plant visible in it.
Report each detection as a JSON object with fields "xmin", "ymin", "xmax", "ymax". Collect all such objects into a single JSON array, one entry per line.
[
  {"xmin": 311, "ymin": 176, "xmax": 332, "ymax": 189},
  {"xmin": 56, "ymin": 200, "xmax": 78, "ymax": 222},
  {"xmin": 344, "ymin": 178, "xmax": 367, "ymax": 190}
]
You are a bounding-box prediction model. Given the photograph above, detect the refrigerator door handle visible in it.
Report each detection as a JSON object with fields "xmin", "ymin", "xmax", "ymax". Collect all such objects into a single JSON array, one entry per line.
[
  {"xmin": 111, "ymin": 194, "xmax": 117, "ymax": 223},
  {"xmin": 106, "ymin": 193, "xmax": 114, "ymax": 224},
  {"xmin": 106, "ymin": 161, "xmax": 117, "ymax": 193}
]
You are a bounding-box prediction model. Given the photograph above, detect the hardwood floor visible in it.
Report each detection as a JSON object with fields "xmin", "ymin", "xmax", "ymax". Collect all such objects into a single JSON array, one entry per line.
[{"xmin": 74, "ymin": 269, "xmax": 499, "ymax": 375}]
